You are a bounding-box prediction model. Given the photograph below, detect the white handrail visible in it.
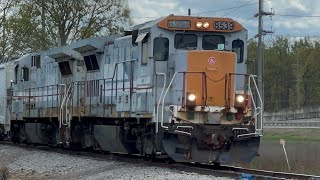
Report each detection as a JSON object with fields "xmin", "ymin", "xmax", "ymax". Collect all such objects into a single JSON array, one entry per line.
[
  {"xmin": 161, "ymin": 72, "xmax": 179, "ymax": 129},
  {"xmin": 156, "ymin": 73, "xmax": 167, "ymax": 133},
  {"xmin": 58, "ymin": 84, "xmax": 66, "ymax": 128},
  {"xmin": 248, "ymin": 74, "xmax": 263, "ymax": 133},
  {"xmin": 65, "ymin": 84, "xmax": 74, "ymax": 127}
]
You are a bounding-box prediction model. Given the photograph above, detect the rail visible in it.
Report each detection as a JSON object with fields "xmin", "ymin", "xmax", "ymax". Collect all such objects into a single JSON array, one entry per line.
[{"xmin": 248, "ymin": 74, "xmax": 263, "ymax": 134}]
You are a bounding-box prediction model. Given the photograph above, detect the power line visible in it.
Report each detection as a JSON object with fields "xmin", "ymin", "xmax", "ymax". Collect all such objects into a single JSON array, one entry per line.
[
  {"xmin": 222, "ymin": 0, "xmax": 255, "ymax": 17},
  {"xmin": 242, "ymin": 16, "xmax": 256, "ymax": 24},
  {"xmin": 193, "ymin": 1, "xmax": 258, "ymax": 16},
  {"xmin": 132, "ymin": 0, "xmax": 263, "ymax": 19}
]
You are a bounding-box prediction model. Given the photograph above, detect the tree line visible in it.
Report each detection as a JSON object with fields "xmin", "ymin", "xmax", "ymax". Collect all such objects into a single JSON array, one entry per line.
[
  {"xmin": 0, "ymin": 0, "xmax": 131, "ymax": 62},
  {"xmin": 248, "ymin": 37, "xmax": 320, "ymax": 111}
]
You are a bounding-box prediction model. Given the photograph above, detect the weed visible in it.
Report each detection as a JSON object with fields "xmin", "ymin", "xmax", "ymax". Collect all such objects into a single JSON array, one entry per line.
[{"xmin": 0, "ymin": 166, "xmax": 9, "ymax": 180}]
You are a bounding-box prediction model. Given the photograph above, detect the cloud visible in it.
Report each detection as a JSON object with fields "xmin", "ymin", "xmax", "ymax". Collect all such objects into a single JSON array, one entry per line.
[
  {"xmin": 129, "ymin": 0, "xmax": 185, "ymax": 24},
  {"xmin": 128, "ymin": 0, "xmax": 320, "ymax": 38}
]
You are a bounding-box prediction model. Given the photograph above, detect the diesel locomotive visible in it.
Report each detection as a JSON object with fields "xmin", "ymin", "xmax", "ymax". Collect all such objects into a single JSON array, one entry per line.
[{"xmin": 0, "ymin": 15, "xmax": 263, "ymax": 164}]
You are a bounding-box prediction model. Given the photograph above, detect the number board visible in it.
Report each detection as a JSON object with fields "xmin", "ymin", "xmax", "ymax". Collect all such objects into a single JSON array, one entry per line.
[
  {"xmin": 214, "ymin": 21, "xmax": 235, "ymax": 31},
  {"xmin": 167, "ymin": 20, "xmax": 191, "ymax": 29}
]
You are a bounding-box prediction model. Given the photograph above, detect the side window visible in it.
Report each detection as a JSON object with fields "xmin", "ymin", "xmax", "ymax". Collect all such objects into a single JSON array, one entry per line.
[
  {"xmin": 21, "ymin": 67, "xmax": 29, "ymax": 81},
  {"xmin": 31, "ymin": 55, "xmax": 41, "ymax": 68},
  {"xmin": 58, "ymin": 61, "xmax": 72, "ymax": 76},
  {"xmin": 202, "ymin": 35, "xmax": 225, "ymax": 50},
  {"xmin": 174, "ymin": 34, "xmax": 197, "ymax": 49},
  {"xmin": 141, "ymin": 42, "xmax": 148, "ymax": 65},
  {"xmin": 84, "ymin": 54, "xmax": 99, "ymax": 71},
  {"xmin": 153, "ymin": 37, "xmax": 169, "ymax": 61},
  {"xmin": 232, "ymin": 39, "xmax": 244, "ymax": 63}
]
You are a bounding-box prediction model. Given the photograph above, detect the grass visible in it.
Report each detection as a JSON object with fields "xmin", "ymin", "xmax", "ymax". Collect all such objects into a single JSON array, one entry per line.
[
  {"xmin": 236, "ymin": 129, "xmax": 320, "ymax": 175},
  {"xmin": 262, "ymin": 128, "xmax": 320, "ymax": 141},
  {"xmin": 0, "ymin": 166, "xmax": 9, "ymax": 180}
]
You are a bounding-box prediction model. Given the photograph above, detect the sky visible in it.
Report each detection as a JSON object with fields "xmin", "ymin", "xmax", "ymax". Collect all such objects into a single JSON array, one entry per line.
[{"xmin": 128, "ymin": 0, "xmax": 320, "ymax": 39}]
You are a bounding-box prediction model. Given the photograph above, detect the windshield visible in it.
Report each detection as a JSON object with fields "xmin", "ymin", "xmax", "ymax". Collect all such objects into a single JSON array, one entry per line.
[
  {"xmin": 174, "ymin": 34, "xmax": 197, "ymax": 49},
  {"xmin": 202, "ymin": 35, "xmax": 225, "ymax": 50}
]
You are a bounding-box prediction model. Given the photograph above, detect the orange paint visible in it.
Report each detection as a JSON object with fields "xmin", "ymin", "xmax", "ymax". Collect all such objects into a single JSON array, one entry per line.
[
  {"xmin": 187, "ymin": 51, "xmax": 235, "ymax": 107},
  {"xmin": 157, "ymin": 15, "xmax": 243, "ymax": 32}
]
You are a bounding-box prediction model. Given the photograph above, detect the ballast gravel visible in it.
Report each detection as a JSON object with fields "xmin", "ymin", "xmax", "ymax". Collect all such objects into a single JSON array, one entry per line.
[{"xmin": 0, "ymin": 144, "xmax": 233, "ymax": 180}]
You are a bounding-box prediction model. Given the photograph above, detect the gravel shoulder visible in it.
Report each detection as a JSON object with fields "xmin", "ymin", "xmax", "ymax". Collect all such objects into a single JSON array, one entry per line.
[{"xmin": 0, "ymin": 144, "xmax": 232, "ymax": 180}]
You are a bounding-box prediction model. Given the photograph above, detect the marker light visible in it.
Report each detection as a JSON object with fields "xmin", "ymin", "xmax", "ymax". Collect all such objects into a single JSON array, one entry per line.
[
  {"xmin": 188, "ymin": 94, "xmax": 196, "ymax": 101},
  {"xmin": 236, "ymin": 95, "xmax": 245, "ymax": 103},
  {"xmin": 196, "ymin": 22, "xmax": 203, "ymax": 28},
  {"xmin": 203, "ymin": 22, "xmax": 210, "ymax": 28}
]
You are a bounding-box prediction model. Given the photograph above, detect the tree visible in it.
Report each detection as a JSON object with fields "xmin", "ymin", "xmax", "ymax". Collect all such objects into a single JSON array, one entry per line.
[
  {"xmin": 10, "ymin": 0, "xmax": 132, "ymax": 51},
  {"xmin": 0, "ymin": 0, "xmax": 19, "ymax": 61},
  {"xmin": 6, "ymin": 2, "xmax": 53, "ymax": 55},
  {"xmin": 250, "ymin": 36, "xmax": 320, "ymax": 111}
]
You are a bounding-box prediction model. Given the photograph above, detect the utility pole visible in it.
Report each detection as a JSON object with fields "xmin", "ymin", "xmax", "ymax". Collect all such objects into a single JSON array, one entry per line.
[{"xmin": 255, "ymin": 0, "xmax": 273, "ymax": 132}]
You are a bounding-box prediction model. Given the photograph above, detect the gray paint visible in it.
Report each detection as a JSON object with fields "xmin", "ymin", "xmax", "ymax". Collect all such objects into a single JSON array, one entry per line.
[{"xmin": 4, "ymin": 16, "xmax": 248, "ymax": 125}]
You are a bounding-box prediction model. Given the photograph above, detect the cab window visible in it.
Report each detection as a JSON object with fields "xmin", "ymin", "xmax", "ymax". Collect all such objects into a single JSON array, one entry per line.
[
  {"xmin": 232, "ymin": 39, "xmax": 244, "ymax": 63},
  {"xmin": 153, "ymin": 37, "xmax": 169, "ymax": 61},
  {"xmin": 174, "ymin": 34, "xmax": 197, "ymax": 49},
  {"xmin": 202, "ymin": 35, "xmax": 225, "ymax": 50}
]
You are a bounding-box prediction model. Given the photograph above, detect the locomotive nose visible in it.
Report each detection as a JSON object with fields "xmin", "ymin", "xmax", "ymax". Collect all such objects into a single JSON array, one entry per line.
[{"xmin": 185, "ymin": 50, "xmax": 236, "ymax": 107}]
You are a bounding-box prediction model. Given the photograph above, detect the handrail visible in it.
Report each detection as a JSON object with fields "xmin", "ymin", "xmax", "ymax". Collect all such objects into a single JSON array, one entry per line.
[
  {"xmin": 65, "ymin": 83, "xmax": 74, "ymax": 127},
  {"xmin": 161, "ymin": 72, "xmax": 178, "ymax": 128},
  {"xmin": 156, "ymin": 72, "xmax": 167, "ymax": 133},
  {"xmin": 237, "ymin": 132, "xmax": 260, "ymax": 138},
  {"xmin": 57, "ymin": 84, "xmax": 67, "ymax": 128},
  {"xmin": 161, "ymin": 71, "xmax": 208, "ymax": 125},
  {"xmin": 160, "ymin": 71, "xmax": 208, "ymax": 135},
  {"xmin": 248, "ymin": 74, "xmax": 263, "ymax": 134}
]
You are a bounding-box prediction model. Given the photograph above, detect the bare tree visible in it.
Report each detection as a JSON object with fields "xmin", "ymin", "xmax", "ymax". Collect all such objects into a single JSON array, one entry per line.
[{"xmin": 29, "ymin": 0, "xmax": 132, "ymax": 46}]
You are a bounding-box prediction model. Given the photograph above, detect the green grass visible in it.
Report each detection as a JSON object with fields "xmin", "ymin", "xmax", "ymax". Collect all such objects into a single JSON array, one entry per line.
[
  {"xmin": 262, "ymin": 133, "xmax": 320, "ymax": 141},
  {"xmin": 262, "ymin": 128, "xmax": 320, "ymax": 141}
]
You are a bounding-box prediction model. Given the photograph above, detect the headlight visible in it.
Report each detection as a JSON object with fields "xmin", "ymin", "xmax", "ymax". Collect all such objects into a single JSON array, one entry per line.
[
  {"xmin": 236, "ymin": 95, "xmax": 245, "ymax": 103},
  {"xmin": 188, "ymin": 94, "xmax": 196, "ymax": 101},
  {"xmin": 203, "ymin": 22, "xmax": 210, "ymax": 28},
  {"xmin": 196, "ymin": 22, "xmax": 203, "ymax": 28}
]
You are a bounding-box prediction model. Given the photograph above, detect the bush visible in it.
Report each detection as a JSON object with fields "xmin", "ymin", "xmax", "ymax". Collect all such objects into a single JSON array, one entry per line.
[{"xmin": 0, "ymin": 166, "xmax": 9, "ymax": 180}]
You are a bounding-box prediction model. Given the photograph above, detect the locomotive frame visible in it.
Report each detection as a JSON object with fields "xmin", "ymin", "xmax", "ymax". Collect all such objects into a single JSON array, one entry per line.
[{"xmin": 0, "ymin": 15, "xmax": 263, "ymax": 164}]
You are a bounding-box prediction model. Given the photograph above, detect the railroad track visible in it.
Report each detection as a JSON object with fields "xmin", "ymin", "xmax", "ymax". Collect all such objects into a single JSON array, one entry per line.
[{"xmin": 1, "ymin": 141, "xmax": 319, "ymax": 180}]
